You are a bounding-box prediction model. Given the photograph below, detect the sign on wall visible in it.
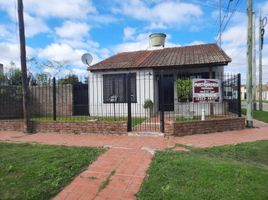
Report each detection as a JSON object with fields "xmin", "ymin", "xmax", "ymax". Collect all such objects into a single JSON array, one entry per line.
[{"xmin": 192, "ymin": 79, "xmax": 221, "ymax": 102}]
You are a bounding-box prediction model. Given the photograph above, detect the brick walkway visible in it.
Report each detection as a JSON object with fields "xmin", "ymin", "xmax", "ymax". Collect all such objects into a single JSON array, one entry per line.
[{"xmin": 0, "ymin": 120, "xmax": 268, "ymax": 200}]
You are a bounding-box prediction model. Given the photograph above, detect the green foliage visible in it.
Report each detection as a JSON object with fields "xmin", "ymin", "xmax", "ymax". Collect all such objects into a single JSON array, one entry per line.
[
  {"xmin": 35, "ymin": 73, "xmax": 50, "ymax": 85},
  {"xmin": 0, "ymin": 67, "xmax": 23, "ymax": 103},
  {"xmin": 0, "ymin": 142, "xmax": 105, "ymax": 200},
  {"xmin": 176, "ymin": 79, "xmax": 192, "ymax": 102},
  {"xmin": 143, "ymin": 99, "xmax": 154, "ymax": 109},
  {"xmin": 58, "ymin": 74, "xmax": 80, "ymax": 85},
  {"xmin": 7, "ymin": 68, "xmax": 22, "ymax": 85},
  {"xmin": 137, "ymin": 140, "xmax": 268, "ymax": 200},
  {"xmin": 0, "ymin": 71, "xmax": 7, "ymax": 83}
]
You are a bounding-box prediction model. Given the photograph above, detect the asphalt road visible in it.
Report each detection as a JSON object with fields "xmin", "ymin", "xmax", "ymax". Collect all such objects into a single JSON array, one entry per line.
[{"xmin": 241, "ymin": 102, "xmax": 268, "ymax": 111}]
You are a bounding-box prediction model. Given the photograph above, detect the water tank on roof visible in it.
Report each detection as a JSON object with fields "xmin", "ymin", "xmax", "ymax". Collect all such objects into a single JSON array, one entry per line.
[{"xmin": 149, "ymin": 33, "xmax": 166, "ymax": 47}]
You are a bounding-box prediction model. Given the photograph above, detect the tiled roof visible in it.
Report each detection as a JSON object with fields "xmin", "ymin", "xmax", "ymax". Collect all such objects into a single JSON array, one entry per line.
[{"xmin": 89, "ymin": 43, "xmax": 231, "ymax": 71}]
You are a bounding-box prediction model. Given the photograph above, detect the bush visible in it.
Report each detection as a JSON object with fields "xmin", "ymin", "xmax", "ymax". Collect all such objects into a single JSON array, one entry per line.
[{"xmin": 143, "ymin": 99, "xmax": 154, "ymax": 109}]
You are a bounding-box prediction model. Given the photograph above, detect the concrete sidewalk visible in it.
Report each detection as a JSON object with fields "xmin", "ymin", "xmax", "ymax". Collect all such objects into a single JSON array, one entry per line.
[{"xmin": 0, "ymin": 121, "xmax": 268, "ymax": 200}]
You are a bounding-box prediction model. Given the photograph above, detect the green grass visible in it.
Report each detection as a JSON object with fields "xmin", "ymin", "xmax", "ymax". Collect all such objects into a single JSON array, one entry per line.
[
  {"xmin": 241, "ymin": 109, "xmax": 268, "ymax": 123},
  {"xmin": 137, "ymin": 140, "xmax": 268, "ymax": 200},
  {"xmin": 0, "ymin": 142, "xmax": 105, "ymax": 200},
  {"xmin": 30, "ymin": 116, "xmax": 126, "ymax": 122},
  {"xmin": 31, "ymin": 116, "xmax": 145, "ymax": 128},
  {"xmin": 176, "ymin": 117, "xmax": 200, "ymax": 123}
]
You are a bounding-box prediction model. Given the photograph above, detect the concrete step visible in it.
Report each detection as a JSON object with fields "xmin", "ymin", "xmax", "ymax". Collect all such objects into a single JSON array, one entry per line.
[{"xmin": 128, "ymin": 132, "xmax": 164, "ymax": 137}]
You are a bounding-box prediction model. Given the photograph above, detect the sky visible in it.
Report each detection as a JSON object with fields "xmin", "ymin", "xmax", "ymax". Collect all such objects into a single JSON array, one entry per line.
[{"xmin": 0, "ymin": 0, "xmax": 268, "ymax": 83}]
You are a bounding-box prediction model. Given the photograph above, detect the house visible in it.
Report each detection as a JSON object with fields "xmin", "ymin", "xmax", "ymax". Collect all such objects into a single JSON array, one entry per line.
[
  {"xmin": 87, "ymin": 34, "xmax": 231, "ymax": 118},
  {"xmin": 241, "ymin": 85, "xmax": 247, "ymax": 100},
  {"xmin": 241, "ymin": 84, "xmax": 268, "ymax": 101}
]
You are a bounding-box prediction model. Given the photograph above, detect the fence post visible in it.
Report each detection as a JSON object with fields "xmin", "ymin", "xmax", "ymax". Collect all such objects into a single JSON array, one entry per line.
[
  {"xmin": 127, "ymin": 73, "xmax": 132, "ymax": 131},
  {"xmin": 52, "ymin": 77, "xmax": 57, "ymax": 121},
  {"xmin": 159, "ymin": 70, "xmax": 165, "ymax": 133},
  {"xmin": 237, "ymin": 73, "xmax": 241, "ymax": 117}
]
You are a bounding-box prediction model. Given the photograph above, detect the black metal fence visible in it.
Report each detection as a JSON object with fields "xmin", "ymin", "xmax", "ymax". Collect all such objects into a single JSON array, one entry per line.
[{"xmin": 0, "ymin": 71, "xmax": 241, "ymax": 133}]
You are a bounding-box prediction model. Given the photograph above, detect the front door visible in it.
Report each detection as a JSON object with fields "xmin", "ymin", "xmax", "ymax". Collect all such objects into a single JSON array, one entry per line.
[{"xmin": 159, "ymin": 75, "xmax": 174, "ymax": 111}]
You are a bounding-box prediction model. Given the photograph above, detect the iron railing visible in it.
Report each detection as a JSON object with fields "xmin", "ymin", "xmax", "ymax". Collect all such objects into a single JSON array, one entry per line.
[{"xmin": 0, "ymin": 71, "xmax": 241, "ymax": 133}]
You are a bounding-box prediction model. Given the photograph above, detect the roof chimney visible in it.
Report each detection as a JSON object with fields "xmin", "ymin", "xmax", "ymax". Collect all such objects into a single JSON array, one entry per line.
[{"xmin": 149, "ymin": 33, "xmax": 166, "ymax": 49}]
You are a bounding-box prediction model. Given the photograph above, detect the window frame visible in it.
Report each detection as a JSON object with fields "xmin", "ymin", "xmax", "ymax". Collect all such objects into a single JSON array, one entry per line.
[{"xmin": 103, "ymin": 73, "xmax": 137, "ymax": 103}]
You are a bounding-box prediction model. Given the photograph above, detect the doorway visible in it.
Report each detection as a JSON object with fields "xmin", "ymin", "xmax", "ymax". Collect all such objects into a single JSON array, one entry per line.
[{"xmin": 159, "ymin": 74, "xmax": 174, "ymax": 111}]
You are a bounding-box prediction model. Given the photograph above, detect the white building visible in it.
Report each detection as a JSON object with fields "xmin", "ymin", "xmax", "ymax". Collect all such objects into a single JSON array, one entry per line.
[
  {"xmin": 241, "ymin": 84, "xmax": 268, "ymax": 101},
  {"xmin": 87, "ymin": 41, "xmax": 231, "ymax": 118}
]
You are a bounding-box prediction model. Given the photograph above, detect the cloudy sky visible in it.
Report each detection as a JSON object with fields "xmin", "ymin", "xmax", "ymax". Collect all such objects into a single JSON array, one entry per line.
[{"xmin": 0, "ymin": 0, "xmax": 267, "ymax": 83}]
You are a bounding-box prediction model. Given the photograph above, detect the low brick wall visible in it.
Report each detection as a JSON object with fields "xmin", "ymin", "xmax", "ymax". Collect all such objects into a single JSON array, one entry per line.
[
  {"xmin": 0, "ymin": 120, "xmax": 127, "ymax": 135},
  {"xmin": 0, "ymin": 120, "xmax": 25, "ymax": 132},
  {"xmin": 173, "ymin": 117, "xmax": 245, "ymax": 136}
]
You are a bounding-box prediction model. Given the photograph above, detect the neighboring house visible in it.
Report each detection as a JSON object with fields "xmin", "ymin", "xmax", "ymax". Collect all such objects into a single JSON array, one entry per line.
[
  {"xmin": 241, "ymin": 85, "xmax": 247, "ymax": 100},
  {"xmin": 87, "ymin": 40, "xmax": 231, "ymax": 117},
  {"xmin": 241, "ymin": 84, "xmax": 268, "ymax": 101}
]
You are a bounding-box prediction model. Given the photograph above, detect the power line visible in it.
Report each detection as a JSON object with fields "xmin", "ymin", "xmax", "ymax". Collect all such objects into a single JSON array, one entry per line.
[
  {"xmin": 216, "ymin": 0, "xmax": 242, "ymax": 44},
  {"xmin": 221, "ymin": 0, "xmax": 233, "ymax": 25},
  {"xmin": 221, "ymin": 0, "xmax": 241, "ymax": 33},
  {"xmin": 189, "ymin": 0, "xmax": 245, "ymax": 13},
  {"xmin": 218, "ymin": 0, "xmax": 234, "ymax": 46}
]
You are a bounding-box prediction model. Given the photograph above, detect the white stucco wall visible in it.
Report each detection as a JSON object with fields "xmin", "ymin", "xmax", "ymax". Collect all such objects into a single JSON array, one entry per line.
[{"xmin": 88, "ymin": 69, "xmax": 155, "ymax": 117}]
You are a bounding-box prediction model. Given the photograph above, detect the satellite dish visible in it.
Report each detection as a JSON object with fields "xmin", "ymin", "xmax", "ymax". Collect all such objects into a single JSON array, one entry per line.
[{"xmin": 81, "ymin": 53, "xmax": 93, "ymax": 66}]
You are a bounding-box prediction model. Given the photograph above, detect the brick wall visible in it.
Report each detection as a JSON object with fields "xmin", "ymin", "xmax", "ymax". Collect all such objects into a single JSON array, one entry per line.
[
  {"xmin": 0, "ymin": 117, "xmax": 245, "ymax": 136},
  {"xmin": 0, "ymin": 120, "xmax": 127, "ymax": 135},
  {"xmin": 0, "ymin": 120, "xmax": 24, "ymax": 132},
  {"xmin": 173, "ymin": 117, "xmax": 245, "ymax": 136}
]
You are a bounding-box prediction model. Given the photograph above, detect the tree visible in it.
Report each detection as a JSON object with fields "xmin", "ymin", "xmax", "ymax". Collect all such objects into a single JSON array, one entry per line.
[
  {"xmin": 8, "ymin": 68, "xmax": 22, "ymax": 85},
  {"xmin": 40, "ymin": 60, "xmax": 71, "ymax": 77},
  {"xmin": 0, "ymin": 71, "xmax": 7, "ymax": 83},
  {"xmin": 35, "ymin": 73, "xmax": 50, "ymax": 85},
  {"xmin": 176, "ymin": 79, "xmax": 192, "ymax": 102},
  {"xmin": 6, "ymin": 68, "xmax": 34, "ymax": 86},
  {"xmin": 58, "ymin": 74, "xmax": 80, "ymax": 85}
]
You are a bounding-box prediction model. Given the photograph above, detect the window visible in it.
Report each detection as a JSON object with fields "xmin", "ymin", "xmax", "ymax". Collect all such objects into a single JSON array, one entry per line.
[{"xmin": 103, "ymin": 73, "xmax": 136, "ymax": 103}]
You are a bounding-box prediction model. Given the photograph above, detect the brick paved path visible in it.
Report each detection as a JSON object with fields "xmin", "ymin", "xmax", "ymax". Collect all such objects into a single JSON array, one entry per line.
[{"xmin": 0, "ymin": 120, "xmax": 268, "ymax": 200}]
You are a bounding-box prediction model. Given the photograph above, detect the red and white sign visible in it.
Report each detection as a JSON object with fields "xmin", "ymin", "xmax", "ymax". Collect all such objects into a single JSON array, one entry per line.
[{"xmin": 192, "ymin": 79, "xmax": 221, "ymax": 102}]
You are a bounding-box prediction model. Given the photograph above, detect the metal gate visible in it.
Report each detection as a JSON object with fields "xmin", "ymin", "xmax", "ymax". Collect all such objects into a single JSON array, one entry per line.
[
  {"xmin": 73, "ymin": 84, "xmax": 89, "ymax": 116},
  {"xmin": 126, "ymin": 71, "xmax": 241, "ymax": 133}
]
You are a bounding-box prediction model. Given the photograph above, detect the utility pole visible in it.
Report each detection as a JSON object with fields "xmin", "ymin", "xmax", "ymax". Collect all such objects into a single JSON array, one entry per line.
[
  {"xmin": 252, "ymin": 12, "xmax": 257, "ymax": 111},
  {"xmin": 219, "ymin": 0, "xmax": 222, "ymax": 47},
  {"xmin": 246, "ymin": 0, "xmax": 253, "ymax": 127},
  {"xmin": 258, "ymin": 9, "xmax": 267, "ymax": 111},
  {"xmin": 259, "ymin": 9, "xmax": 263, "ymax": 111},
  {"xmin": 18, "ymin": 0, "xmax": 30, "ymax": 133}
]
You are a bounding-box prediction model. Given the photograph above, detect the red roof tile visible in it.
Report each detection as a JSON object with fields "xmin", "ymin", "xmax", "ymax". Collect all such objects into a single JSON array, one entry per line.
[{"xmin": 89, "ymin": 43, "xmax": 231, "ymax": 71}]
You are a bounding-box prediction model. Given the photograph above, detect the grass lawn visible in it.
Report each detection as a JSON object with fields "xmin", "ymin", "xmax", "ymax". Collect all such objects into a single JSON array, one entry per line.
[
  {"xmin": 30, "ymin": 116, "xmax": 145, "ymax": 128},
  {"xmin": 137, "ymin": 140, "xmax": 268, "ymax": 200},
  {"xmin": 241, "ymin": 109, "xmax": 268, "ymax": 123},
  {"xmin": 0, "ymin": 142, "xmax": 105, "ymax": 200}
]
